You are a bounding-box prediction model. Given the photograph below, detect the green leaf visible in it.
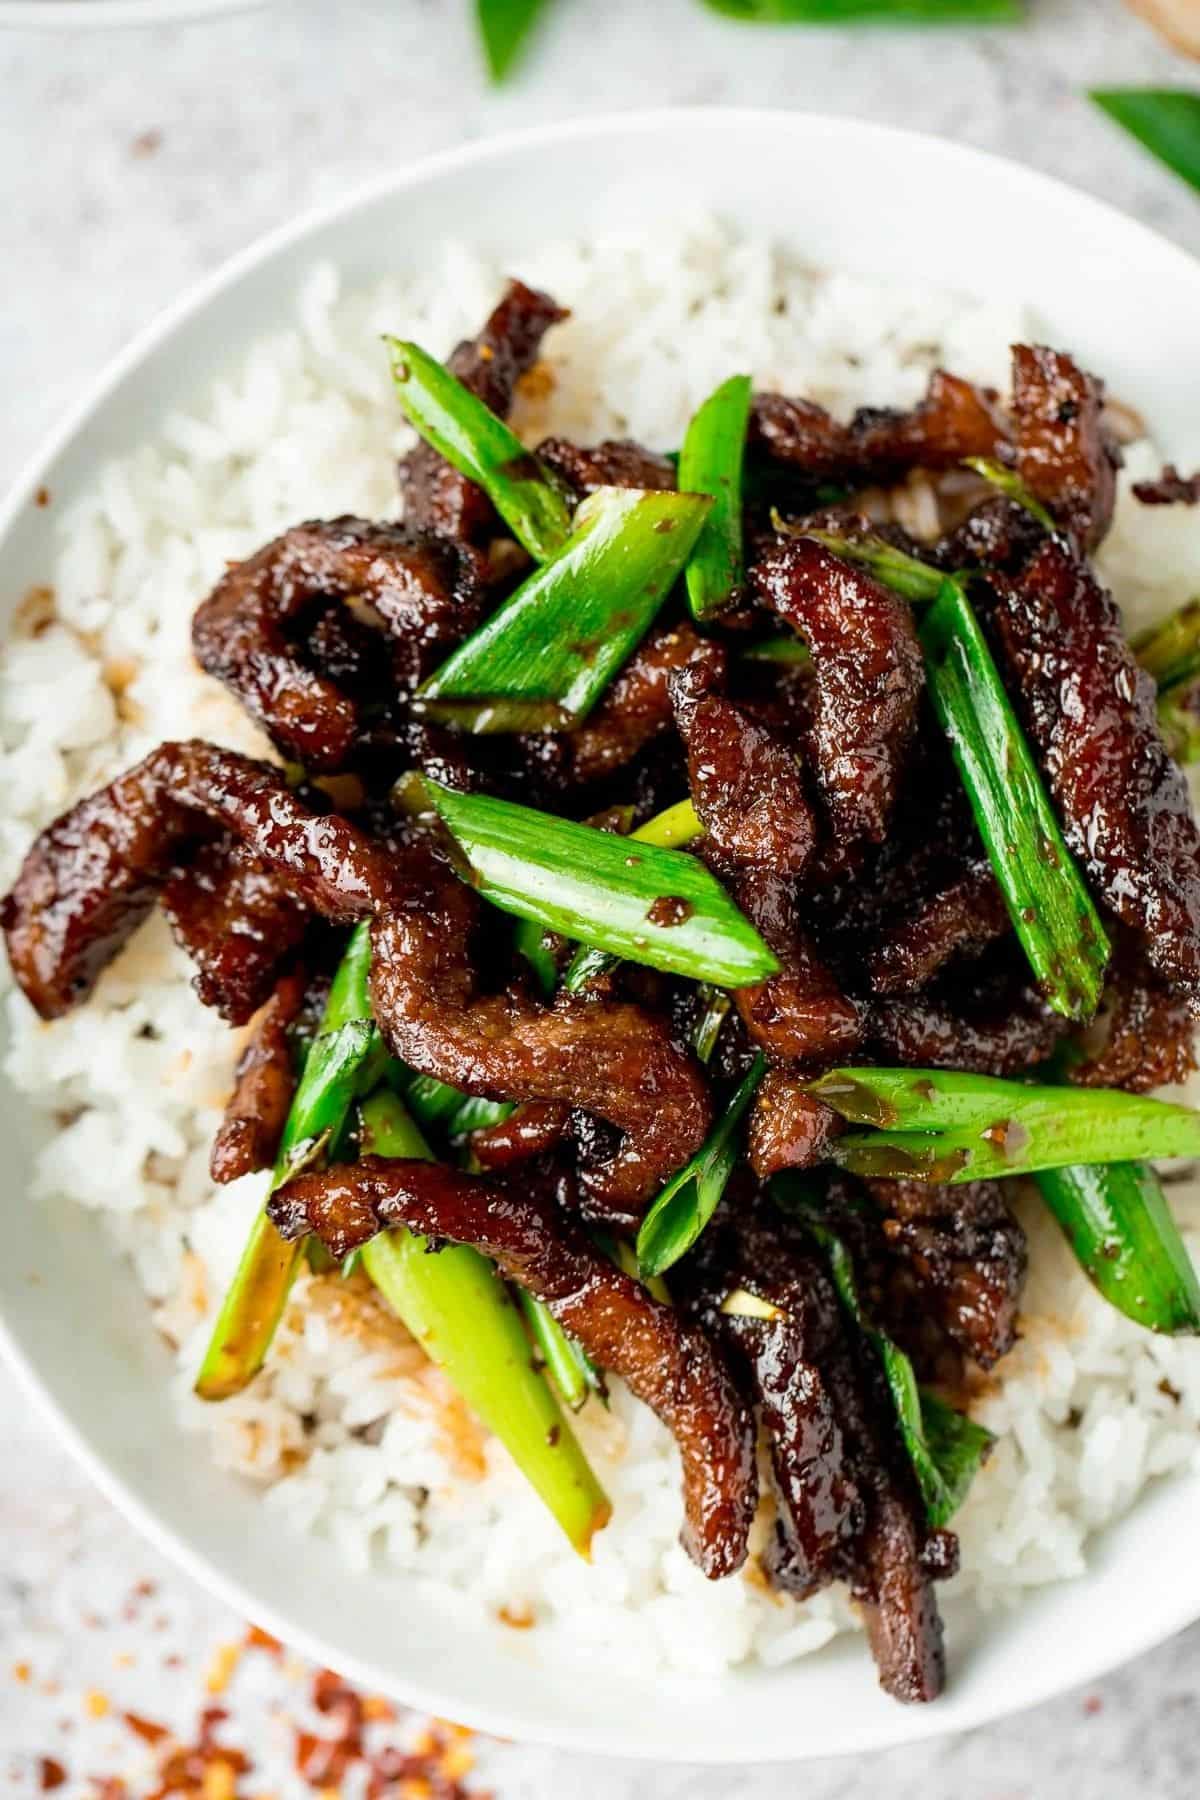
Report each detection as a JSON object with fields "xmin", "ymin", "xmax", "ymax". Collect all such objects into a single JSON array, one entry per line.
[
  {"xmin": 476, "ymin": 0, "xmax": 555, "ymax": 81},
  {"xmin": 637, "ymin": 1055, "xmax": 767, "ymax": 1278},
  {"xmin": 1092, "ymin": 90, "xmax": 1200, "ymax": 198},
  {"xmin": 418, "ymin": 487, "xmax": 711, "ymax": 730},
  {"xmin": 680, "ymin": 374, "xmax": 753, "ymax": 618},
  {"xmin": 920, "ymin": 578, "xmax": 1110, "ymax": 1020},
  {"xmin": 1035, "ymin": 1160, "xmax": 1200, "ymax": 1336},
  {"xmin": 426, "ymin": 781, "xmax": 779, "ymax": 987},
  {"xmin": 386, "ymin": 336, "xmax": 572, "ymax": 561}
]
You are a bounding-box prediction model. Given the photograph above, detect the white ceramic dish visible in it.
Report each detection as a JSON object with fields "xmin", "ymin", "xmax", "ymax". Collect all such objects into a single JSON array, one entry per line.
[
  {"xmin": 3, "ymin": 110, "xmax": 1200, "ymax": 1763},
  {"xmin": 0, "ymin": 0, "xmax": 265, "ymax": 27}
]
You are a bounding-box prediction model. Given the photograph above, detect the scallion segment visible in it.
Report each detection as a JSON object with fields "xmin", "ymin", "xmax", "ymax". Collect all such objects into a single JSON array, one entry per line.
[
  {"xmin": 920, "ymin": 577, "xmax": 1110, "ymax": 1020},
  {"xmin": 386, "ymin": 336, "xmax": 572, "ymax": 561},
  {"xmin": 476, "ymin": 0, "xmax": 554, "ymax": 81},
  {"xmin": 426, "ymin": 781, "xmax": 778, "ymax": 987},
  {"xmin": 417, "ymin": 488, "xmax": 712, "ymax": 731},
  {"xmin": 962, "ymin": 455, "xmax": 1055, "ymax": 530},
  {"xmin": 1091, "ymin": 90, "xmax": 1200, "ymax": 199},
  {"xmin": 1134, "ymin": 598, "xmax": 1200, "ymax": 694},
  {"xmin": 517, "ymin": 1288, "xmax": 604, "ymax": 1411},
  {"xmin": 561, "ymin": 798, "xmax": 704, "ymax": 993},
  {"xmin": 679, "ymin": 374, "xmax": 753, "ymax": 618},
  {"xmin": 358, "ymin": 1087, "xmax": 610, "ymax": 1556},
  {"xmin": 637, "ymin": 1055, "xmax": 767, "ymax": 1279},
  {"xmin": 1035, "ymin": 1160, "xmax": 1200, "ymax": 1336},
  {"xmin": 797, "ymin": 526, "xmax": 946, "ymax": 604}
]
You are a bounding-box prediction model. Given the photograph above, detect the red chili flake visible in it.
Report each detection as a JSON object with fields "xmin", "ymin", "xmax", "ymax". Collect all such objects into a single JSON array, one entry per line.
[
  {"xmin": 244, "ymin": 1624, "xmax": 282, "ymax": 1655},
  {"xmin": 34, "ymin": 487, "xmax": 51, "ymax": 509},
  {"xmin": 38, "ymin": 1758, "xmax": 67, "ymax": 1791},
  {"xmin": 123, "ymin": 1712, "xmax": 170, "ymax": 1747}
]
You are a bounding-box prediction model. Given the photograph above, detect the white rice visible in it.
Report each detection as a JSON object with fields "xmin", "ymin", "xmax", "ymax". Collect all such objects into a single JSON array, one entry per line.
[{"xmin": 5, "ymin": 220, "xmax": 1200, "ymax": 1677}]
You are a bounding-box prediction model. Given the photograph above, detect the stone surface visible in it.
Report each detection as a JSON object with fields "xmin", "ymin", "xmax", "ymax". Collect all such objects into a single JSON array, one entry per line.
[{"xmin": 3, "ymin": 0, "xmax": 1200, "ymax": 1789}]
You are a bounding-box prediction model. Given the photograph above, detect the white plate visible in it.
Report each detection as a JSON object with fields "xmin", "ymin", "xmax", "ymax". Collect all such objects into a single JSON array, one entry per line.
[{"xmin": 3, "ymin": 110, "xmax": 1200, "ymax": 1764}]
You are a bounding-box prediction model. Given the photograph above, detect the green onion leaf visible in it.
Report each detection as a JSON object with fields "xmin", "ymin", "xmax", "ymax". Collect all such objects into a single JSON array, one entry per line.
[
  {"xmin": 920, "ymin": 578, "xmax": 1110, "ymax": 1020},
  {"xmin": 1035, "ymin": 1160, "xmax": 1200, "ymax": 1336},
  {"xmin": 517, "ymin": 1288, "xmax": 604, "ymax": 1411},
  {"xmin": 740, "ymin": 634, "xmax": 812, "ymax": 668},
  {"xmin": 680, "ymin": 374, "xmax": 753, "ymax": 618},
  {"xmin": 475, "ymin": 0, "xmax": 555, "ymax": 82},
  {"xmin": 386, "ymin": 336, "xmax": 572, "ymax": 561},
  {"xmin": 418, "ymin": 487, "xmax": 711, "ymax": 731},
  {"xmin": 427, "ymin": 781, "xmax": 777, "ymax": 987},
  {"xmin": 962, "ymin": 455, "xmax": 1056, "ymax": 531},
  {"xmin": 795, "ymin": 524, "xmax": 947, "ymax": 604},
  {"xmin": 777, "ymin": 1179, "xmax": 992, "ymax": 1527},
  {"xmin": 1092, "ymin": 90, "xmax": 1200, "ymax": 199},
  {"xmin": 1134, "ymin": 597, "xmax": 1200, "ymax": 694},
  {"xmin": 561, "ymin": 798, "xmax": 704, "ymax": 993},
  {"xmin": 637, "ymin": 1055, "xmax": 767, "ymax": 1278}
]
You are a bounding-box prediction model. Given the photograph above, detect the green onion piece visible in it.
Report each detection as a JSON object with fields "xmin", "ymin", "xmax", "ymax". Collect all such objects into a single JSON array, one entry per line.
[
  {"xmin": 513, "ymin": 915, "xmax": 560, "ymax": 998},
  {"xmin": 1159, "ymin": 681, "xmax": 1200, "ymax": 765},
  {"xmin": 777, "ymin": 1181, "xmax": 991, "ymax": 1527},
  {"xmin": 400, "ymin": 1069, "xmax": 472, "ymax": 1132},
  {"xmin": 418, "ymin": 488, "xmax": 712, "ymax": 731},
  {"xmin": 694, "ymin": 986, "xmax": 733, "ymax": 1066},
  {"xmin": 741, "ymin": 634, "xmax": 812, "ymax": 668},
  {"xmin": 720, "ymin": 1286, "xmax": 787, "ymax": 1322},
  {"xmin": 637, "ymin": 1055, "xmax": 767, "ymax": 1278},
  {"xmin": 358, "ymin": 1087, "xmax": 609, "ymax": 1556},
  {"xmin": 595, "ymin": 1230, "xmax": 673, "ymax": 1306},
  {"xmin": 517, "ymin": 1289, "xmax": 604, "ymax": 1411},
  {"xmin": 921, "ymin": 578, "xmax": 1110, "ymax": 1020},
  {"xmin": 1035, "ymin": 1160, "xmax": 1200, "ymax": 1336},
  {"xmin": 962, "ymin": 456, "xmax": 1056, "ymax": 531},
  {"xmin": 475, "ymin": 0, "xmax": 554, "ymax": 81},
  {"xmin": 1091, "ymin": 90, "xmax": 1200, "ymax": 198},
  {"xmin": 796, "ymin": 525, "xmax": 947, "ymax": 605},
  {"xmin": 679, "ymin": 374, "xmax": 753, "ymax": 618},
  {"xmin": 562, "ymin": 798, "xmax": 704, "ymax": 993},
  {"xmin": 385, "ymin": 337, "xmax": 572, "ymax": 561},
  {"xmin": 426, "ymin": 781, "xmax": 778, "ymax": 988},
  {"xmin": 1134, "ymin": 598, "xmax": 1200, "ymax": 693},
  {"xmin": 450, "ymin": 1095, "xmax": 516, "ymax": 1134},
  {"xmin": 702, "ymin": 0, "xmax": 1021, "ymax": 17}
]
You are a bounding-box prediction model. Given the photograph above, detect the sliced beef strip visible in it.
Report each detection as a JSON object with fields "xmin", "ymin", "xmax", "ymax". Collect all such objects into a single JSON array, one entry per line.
[
  {"xmin": 1132, "ymin": 465, "xmax": 1200, "ymax": 507},
  {"xmin": 866, "ymin": 860, "xmax": 1010, "ymax": 995},
  {"xmin": 398, "ymin": 279, "xmax": 568, "ymax": 542},
  {"xmin": 1068, "ymin": 940, "xmax": 1197, "ymax": 1094},
  {"xmin": 191, "ymin": 518, "xmax": 485, "ymax": 770},
  {"xmin": 670, "ymin": 660, "xmax": 816, "ymax": 875},
  {"xmin": 1010, "ymin": 344, "xmax": 1121, "ymax": 551},
  {"xmin": 867, "ymin": 986, "xmax": 1067, "ymax": 1077},
  {"xmin": 268, "ymin": 1155, "xmax": 757, "ymax": 1580},
  {"xmin": 367, "ymin": 839, "xmax": 711, "ymax": 1212},
  {"xmin": 160, "ymin": 837, "xmax": 311, "ymax": 1025},
  {"xmin": 747, "ymin": 1070, "xmax": 842, "ymax": 1180},
  {"xmin": 992, "ymin": 536, "xmax": 1200, "ymax": 998},
  {"xmin": 467, "ymin": 1100, "xmax": 570, "ymax": 1169},
  {"xmin": 210, "ymin": 967, "xmax": 307, "ymax": 1183},
  {"xmin": 567, "ymin": 624, "xmax": 725, "ymax": 785},
  {"xmin": 534, "ymin": 436, "xmax": 676, "ymax": 499},
  {"xmin": 751, "ymin": 535, "xmax": 924, "ymax": 849}
]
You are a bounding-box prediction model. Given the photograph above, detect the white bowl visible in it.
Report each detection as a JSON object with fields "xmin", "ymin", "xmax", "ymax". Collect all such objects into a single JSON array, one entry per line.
[
  {"xmin": 3, "ymin": 110, "xmax": 1200, "ymax": 1763},
  {"xmin": 0, "ymin": 0, "xmax": 265, "ymax": 26}
]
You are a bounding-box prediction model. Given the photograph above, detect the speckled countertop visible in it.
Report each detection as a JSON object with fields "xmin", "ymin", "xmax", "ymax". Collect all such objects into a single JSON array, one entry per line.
[{"xmin": 3, "ymin": 1, "xmax": 1200, "ymax": 1792}]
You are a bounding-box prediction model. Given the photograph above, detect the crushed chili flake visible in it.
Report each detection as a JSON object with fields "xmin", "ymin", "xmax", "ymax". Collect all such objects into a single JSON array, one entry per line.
[
  {"xmin": 124, "ymin": 1711, "xmax": 171, "ymax": 1746},
  {"xmin": 39, "ymin": 1757, "xmax": 67, "ymax": 1791},
  {"xmin": 34, "ymin": 486, "xmax": 51, "ymax": 508},
  {"xmin": 244, "ymin": 1625, "xmax": 282, "ymax": 1655}
]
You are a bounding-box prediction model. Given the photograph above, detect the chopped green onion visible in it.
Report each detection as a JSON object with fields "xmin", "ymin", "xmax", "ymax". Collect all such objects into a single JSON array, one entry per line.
[
  {"xmin": 517, "ymin": 1288, "xmax": 604, "ymax": 1411},
  {"xmin": 475, "ymin": 0, "xmax": 554, "ymax": 81},
  {"xmin": 920, "ymin": 578, "xmax": 1109, "ymax": 1020},
  {"xmin": 1159, "ymin": 682, "xmax": 1200, "ymax": 765},
  {"xmin": 637, "ymin": 1055, "xmax": 767, "ymax": 1279},
  {"xmin": 702, "ymin": 0, "xmax": 1021, "ymax": 17},
  {"xmin": 1091, "ymin": 90, "xmax": 1200, "ymax": 199},
  {"xmin": 417, "ymin": 488, "xmax": 712, "ymax": 731},
  {"xmin": 796, "ymin": 525, "xmax": 946, "ymax": 604},
  {"xmin": 513, "ymin": 915, "xmax": 560, "ymax": 998},
  {"xmin": 720, "ymin": 1286, "xmax": 787, "ymax": 1322},
  {"xmin": 358, "ymin": 1086, "xmax": 609, "ymax": 1556},
  {"xmin": 562, "ymin": 798, "xmax": 704, "ymax": 993},
  {"xmin": 740, "ymin": 634, "xmax": 812, "ymax": 667},
  {"xmin": 679, "ymin": 374, "xmax": 753, "ymax": 618},
  {"xmin": 1035, "ymin": 1160, "xmax": 1200, "ymax": 1336},
  {"xmin": 777, "ymin": 1179, "xmax": 992, "ymax": 1528},
  {"xmin": 426, "ymin": 781, "xmax": 778, "ymax": 988},
  {"xmin": 595, "ymin": 1230, "xmax": 673, "ymax": 1306},
  {"xmin": 400, "ymin": 1069, "xmax": 473, "ymax": 1131},
  {"xmin": 1134, "ymin": 598, "xmax": 1200, "ymax": 693},
  {"xmin": 962, "ymin": 455, "xmax": 1056, "ymax": 531},
  {"xmin": 694, "ymin": 986, "xmax": 733, "ymax": 1066},
  {"xmin": 386, "ymin": 336, "xmax": 572, "ymax": 561}
]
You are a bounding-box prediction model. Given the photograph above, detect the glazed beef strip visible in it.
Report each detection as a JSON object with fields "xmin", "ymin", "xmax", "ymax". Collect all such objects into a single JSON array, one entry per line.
[
  {"xmin": 567, "ymin": 623, "xmax": 724, "ymax": 784},
  {"xmin": 466, "ymin": 1100, "xmax": 570, "ymax": 1170},
  {"xmin": 1010, "ymin": 344, "xmax": 1121, "ymax": 551},
  {"xmin": 191, "ymin": 518, "xmax": 484, "ymax": 770},
  {"xmin": 1068, "ymin": 940, "xmax": 1198, "ymax": 1094},
  {"xmin": 868, "ymin": 985, "xmax": 1067, "ymax": 1077},
  {"xmin": 159, "ymin": 837, "xmax": 311, "ymax": 1023},
  {"xmin": 747, "ymin": 1069, "xmax": 842, "ymax": 1180},
  {"xmin": 210, "ymin": 967, "xmax": 307, "ymax": 1183},
  {"xmin": 751, "ymin": 535, "xmax": 924, "ymax": 848},
  {"xmin": 866, "ymin": 860, "xmax": 1010, "ymax": 996},
  {"xmin": 866, "ymin": 1178, "xmax": 1027, "ymax": 1370},
  {"xmin": 749, "ymin": 369, "xmax": 1008, "ymax": 486},
  {"xmin": 534, "ymin": 436, "xmax": 676, "ymax": 499},
  {"xmin": 367, "ymin": 839, "xmax": 711, "ymax": 1212},
  {"xmin": 398, "ymin": 279, "xmax": 567, "ymax": 542},
  {"xmin": 992, "ymin": 536, "xmax": 1200, "ymax": 998},
  {"xmin": 670, "ymin": 660, "xmax": 816, "ymax": 874},
  {"xmin": 1, "ymin": 741, "xmax": 400, "ymax": 1021},
  {"xmin": 268, "ymin": 1155, "xmax": 757, "ymax": 1579}
]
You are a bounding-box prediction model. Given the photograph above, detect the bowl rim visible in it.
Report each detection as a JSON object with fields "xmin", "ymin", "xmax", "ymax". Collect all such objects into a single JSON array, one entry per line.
[
  {"xmin": 0, "ymin": 0, "xmax": 265, "ymax": 26},
  {"xmin": 4, "ymin": 105, "xmax": 1200, "ymax": 1762}
]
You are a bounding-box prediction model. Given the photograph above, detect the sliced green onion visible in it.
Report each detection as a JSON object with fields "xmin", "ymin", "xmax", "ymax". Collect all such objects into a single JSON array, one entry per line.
[
  {"xmin": 702, "ymin": 0, "xmax": 1021, "ymax": 17},
  {"xmin": 517, "ymin": 1289, "xmax": 604, "ymax": 1411},
  {"xmin": 679, "ymin": 374, "xmax": 752, "ymax": 618},
  {"xmin": 595, "ymin": 1230, "xmax": 673, "ymax": 1306},
  {"xmin": 1134, "ymin": 598, "xmax": 1200, "ymax": 693},
  {"xmin": 562, "ymin": 798, "xmax": 704, "ymax": 993},
  {"xmin": 1159, "ymin": 682, "xmax": 1200, "ymax": 765},
  {"xmin": 921, "ymin": 578, "xmax": 1109, "ymax": 1020},
  {"xmin": 777, "ymin": 1179, "xmax": 992, "ymax": 1528},
  {"xmin": 386, "ymin": 336, "xmax": 572, "ymax": 561},
  {"xmin": 719, "ymin": 1286, "xmax": 788, "ymax": 1322},
  {"xmin": 796, "ymin": 525, "xmax": 947, "ymax": 604},
  {"xmin": 1091, "ymin": 90, "xmax": 1200, "ymax": 199},
  {"xmin": 475, "ymin": 0, "xmax": 554, "ymax": 81},
  {"xmin": 1035, "ymin": 1160, "xmax": 1200, "ymax": 1336},
  {"xmin": 637, "ymin": 1055, "xmax": 767, "ymax": 1279},
  {"xmin": 426, "ymin": 781, "xmax": 778, "ymax": 988},
  {"xmin": 513, "ymin": 915, "xmax": 560, "ymax": 998},
  {"xmin": 417, "ymin": 488, "xmax": 711, "ymax": 731},
  {"xmin": 741, "ymin": 634, "xmax": 812, "ymax": 667},
  {"xmin": 962, "ymin": 455, "xmax": 1056, "ymax": 531},
  {"xmin": 694, "ymin": 986, "xmax": 733, "ymax": 1066},
  {"xmin": 358, "ymin": 1087, "xmax": 609, "ymax": 1556}
]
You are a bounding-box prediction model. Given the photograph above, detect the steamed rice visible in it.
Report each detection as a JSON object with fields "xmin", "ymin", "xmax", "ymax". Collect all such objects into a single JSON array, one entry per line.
[{"xmin": 5, "ymin": 220, "xmax": 1200, "ymax": 1677}]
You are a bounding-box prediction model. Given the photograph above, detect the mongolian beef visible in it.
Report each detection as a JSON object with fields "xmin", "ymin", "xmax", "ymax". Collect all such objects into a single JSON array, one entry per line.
[{"xmin": 7, "ymin": 277, "xmax": 1200, "ymax": 1705}]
